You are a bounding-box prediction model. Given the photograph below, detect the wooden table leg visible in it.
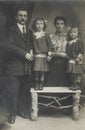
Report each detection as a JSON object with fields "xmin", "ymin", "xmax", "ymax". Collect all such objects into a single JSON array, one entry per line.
[
  {"xmin": 30, "ymin": 92, "xmax": 38, "ymax": 121},
  {"xmin": 72, "ymin": 92, "xmax": 80, "ymax": 121}
]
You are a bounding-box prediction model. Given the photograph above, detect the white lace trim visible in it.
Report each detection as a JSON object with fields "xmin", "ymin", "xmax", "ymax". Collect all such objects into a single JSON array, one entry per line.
[{"xmin": 33, "ymin": 31, "xmax": 46, "ymax": 39}]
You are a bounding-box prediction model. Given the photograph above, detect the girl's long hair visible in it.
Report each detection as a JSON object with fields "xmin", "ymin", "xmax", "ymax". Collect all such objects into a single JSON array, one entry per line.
[{"xmin": 31, "ymin": 18, "xmax": 47, "ymax": 31}]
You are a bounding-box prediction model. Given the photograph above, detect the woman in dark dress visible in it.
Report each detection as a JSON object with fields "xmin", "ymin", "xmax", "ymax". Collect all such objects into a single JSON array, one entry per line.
[{"xmin": 46, "ymin": 16, "xmax": 69, "ymax": 86}]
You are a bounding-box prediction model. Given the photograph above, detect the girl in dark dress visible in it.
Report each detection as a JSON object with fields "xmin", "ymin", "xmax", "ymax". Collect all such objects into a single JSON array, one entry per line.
[
  {"xmin": 66, "ymin": 27, "xmax": 84, "ymax": 90},
  {"xmin": 31, "ymin": 18, "xmax": 52, "ymax": 90}
]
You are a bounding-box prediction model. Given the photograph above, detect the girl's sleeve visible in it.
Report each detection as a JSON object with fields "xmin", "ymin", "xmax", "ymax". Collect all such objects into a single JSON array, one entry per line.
[
  {"xmin": 29, "ymin": 30, "xmax": 34, "ymax": 50},
  {"xmin": 66, "ymin": 43, "xmax": 70, "ymax": 56},
  {"xmin": 46, "ymin": 34, "xmax": 52, "ymax": 52},
  {"xmin": 77, "ymin": 40, "xmax": 84, "ymax": 60},
  {"xmin": 79, "ymin": 40, "xmax": 84, "ymax": 54}
]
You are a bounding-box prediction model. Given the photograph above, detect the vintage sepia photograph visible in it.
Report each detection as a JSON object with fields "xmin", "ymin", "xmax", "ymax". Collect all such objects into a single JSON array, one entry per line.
[{"xmin": 0, "ymin": 0, "xmax": 85, "ymax": 130}]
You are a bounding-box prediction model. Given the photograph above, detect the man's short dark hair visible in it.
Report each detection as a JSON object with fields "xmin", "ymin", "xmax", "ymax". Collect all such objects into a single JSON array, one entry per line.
[{"xmin": 15, "ymin": 7, "xmax": 28, "ymax": 15}]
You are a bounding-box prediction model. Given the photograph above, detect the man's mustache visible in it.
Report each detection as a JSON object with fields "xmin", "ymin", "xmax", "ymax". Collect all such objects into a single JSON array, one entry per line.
[{"xmin": 20, "ymin": 19, "xmax": 26, "ymax": 22}]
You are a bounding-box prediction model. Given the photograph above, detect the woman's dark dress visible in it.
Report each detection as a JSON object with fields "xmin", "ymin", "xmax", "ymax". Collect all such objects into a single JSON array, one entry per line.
[{"xmin": 46, "ymin": 32, "xmax": 69, "ymax": 86}]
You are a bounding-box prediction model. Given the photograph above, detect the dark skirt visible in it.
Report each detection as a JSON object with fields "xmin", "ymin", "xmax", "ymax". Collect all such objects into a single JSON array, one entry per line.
[{"xmin": 45, "ymin": 57, "xmax": 70, "ymax": 86}]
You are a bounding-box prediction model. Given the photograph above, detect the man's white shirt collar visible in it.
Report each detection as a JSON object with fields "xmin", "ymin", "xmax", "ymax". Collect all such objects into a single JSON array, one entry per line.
[{"xmin": 17, "ymin": 23, "xmax": 26, "ymax": 34}]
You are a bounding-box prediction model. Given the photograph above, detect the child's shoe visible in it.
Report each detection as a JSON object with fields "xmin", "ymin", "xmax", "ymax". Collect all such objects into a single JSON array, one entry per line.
[
  {"xmin": 72, "ymin": 83, "xmax": 80, "ymax": 91},
  {"xmin": 69, "ymin": 85, "xmax": 74, "ymax": 90},
  {"xmin": 34, "ymin": 82, "xmax": 39, "ymax": 90},
  {"xmin": 39, "ymin": 81, "xmax": 44, "ymax": 90}
]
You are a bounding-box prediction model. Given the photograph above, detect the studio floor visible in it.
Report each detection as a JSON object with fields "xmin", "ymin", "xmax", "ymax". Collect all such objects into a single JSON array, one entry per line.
[{"xmin": 0, "ymin": 106, "xmax": 85, "ymax": 130}]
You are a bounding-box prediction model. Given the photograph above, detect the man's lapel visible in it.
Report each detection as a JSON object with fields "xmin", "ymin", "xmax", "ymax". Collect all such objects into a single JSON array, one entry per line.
[{"xmin": 15, "ymin": 25, "xmax": 26, "ymax": 41}]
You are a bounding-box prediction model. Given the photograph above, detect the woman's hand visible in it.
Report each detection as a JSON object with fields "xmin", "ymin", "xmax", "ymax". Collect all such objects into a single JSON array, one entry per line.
[
  {"xmin": 75, "ymin": 57, "xmax": 81, "ymax": 64},
  {"xmin": 47, "ymin": 55, "xmax": 52, "ymax": 62},
  {"xmin": 58, "ymin": 52, "xmax": 67, "ymax": 58}
]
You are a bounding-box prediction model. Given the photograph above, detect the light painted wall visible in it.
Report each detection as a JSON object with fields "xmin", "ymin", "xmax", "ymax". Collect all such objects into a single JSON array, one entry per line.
[{"xmin": 31, "ymin": 1, "xmax": 85, "ymax": 33}]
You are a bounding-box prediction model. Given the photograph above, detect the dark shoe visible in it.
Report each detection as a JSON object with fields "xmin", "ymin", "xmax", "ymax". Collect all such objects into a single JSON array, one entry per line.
[
  {"xmin": 69, "ymin": 85, "xmax": 74, "ymax": 90},
  {"xmin": 72, "ymin": 84, "xmax": 80, "ymax": 91},
  {"xmin": 39, "ymin": 81, "xmax": 44, "ymax": 90},
  {"xmin": 19, "ymin": 112, "xmax": 29, "ymax": 119},
  {"xmin": 69, "ymin": 84, "xmax": 75, "ymax": 90},
  {"xmin": 34, "ymin": 82, "xmax": 39, "ymax": 90},
  {"xmin": 8, "ymin": 115, "xmax": 16, "ymax": 124}
]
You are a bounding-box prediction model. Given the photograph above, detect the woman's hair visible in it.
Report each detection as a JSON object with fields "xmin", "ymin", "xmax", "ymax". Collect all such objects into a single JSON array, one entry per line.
[
  {"xmin": 54, "ymin": 16, "xmax": 67, "ymax": 26},
  {"xmin": 31, "ymin": 18, "xmax": 47, "ymax": 31},
  {"xmin": 67, "ymin": 26, "xmax": 80, "ymax": 41}
]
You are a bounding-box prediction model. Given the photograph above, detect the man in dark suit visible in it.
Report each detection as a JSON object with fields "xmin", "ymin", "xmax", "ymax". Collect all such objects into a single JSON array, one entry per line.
[{"xmin": 5, "ymin": 8, "xmax": 33, "ymax": 124}]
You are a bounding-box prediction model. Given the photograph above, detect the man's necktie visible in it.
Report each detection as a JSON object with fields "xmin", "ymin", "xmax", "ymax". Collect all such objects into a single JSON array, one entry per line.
[{"xmin": 23, "ymin": 26, "xmax": 26, "ymax": 38}]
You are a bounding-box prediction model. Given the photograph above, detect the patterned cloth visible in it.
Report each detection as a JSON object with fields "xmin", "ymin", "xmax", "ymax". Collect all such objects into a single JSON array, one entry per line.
[
  {"xmin": 34, "ymin": 54, "xmax": 49, "ymax": 72},
  {"xmin": 50, "ymin": 31, "xmax": 67, "ymax": 54}
]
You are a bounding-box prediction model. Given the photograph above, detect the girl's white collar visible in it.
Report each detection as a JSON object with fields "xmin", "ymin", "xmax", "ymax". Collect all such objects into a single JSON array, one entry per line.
[
  {"xmin": 33, "ymin": 31, "xmax": 46, "ymax": 39},
  {"xmin": 68, "ymin": 38, "xmax": 79, "ymax": 45}
]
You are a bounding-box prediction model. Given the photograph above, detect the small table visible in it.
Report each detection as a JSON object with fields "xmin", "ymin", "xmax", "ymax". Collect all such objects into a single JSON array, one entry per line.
[{"xmin": 30, "ymin": 87, "xmax": 81, "ymax": 121}]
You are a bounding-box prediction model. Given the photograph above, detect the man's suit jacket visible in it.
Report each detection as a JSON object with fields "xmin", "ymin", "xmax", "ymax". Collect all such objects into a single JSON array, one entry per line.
[{"xmin": 5, "ymin": 24, "xmax": 32, "ymax": 76}]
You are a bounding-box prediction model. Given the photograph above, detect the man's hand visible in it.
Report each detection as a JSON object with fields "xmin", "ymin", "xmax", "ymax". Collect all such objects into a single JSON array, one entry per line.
[{"xmin": 25, "ymin": 53, "xmax": 33, "ymax": 61}]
